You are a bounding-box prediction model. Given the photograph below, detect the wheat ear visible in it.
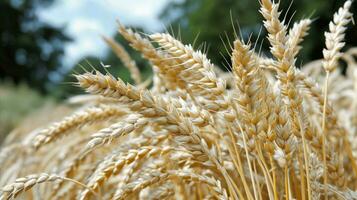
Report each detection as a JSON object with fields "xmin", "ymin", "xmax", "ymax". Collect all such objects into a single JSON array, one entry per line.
[
  {"xmin": 287, "ymin": 19, "xmax": 312, "ymax": 57},
  {"xmin": 0, "ymin": 173, "xmax": 97, "ymax": 200},
  {"xmin": 102, "ymin": 36, "xmax": 141, "ymax": 84},
  {"xmin": 30, "ymin": 105, "xmax": 126, "ymax": 149},
  {"xmin": 321, "ymin": 1, "xmax": 353, "ymax": 197}
]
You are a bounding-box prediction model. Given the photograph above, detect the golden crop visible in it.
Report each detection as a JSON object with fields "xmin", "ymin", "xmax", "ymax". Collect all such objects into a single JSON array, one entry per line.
[{"xmin": 1, "ymin": 0, "xmax": 357, "ymax": 199}]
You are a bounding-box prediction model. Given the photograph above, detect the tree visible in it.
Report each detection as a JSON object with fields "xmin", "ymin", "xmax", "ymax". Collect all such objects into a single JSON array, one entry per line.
[
  {"xmin": 160, "ymin": 0, "xmax": 357, "ymax": 69},
  {"xmin": 0, "ymin": 0, "xmax": 71, "ymax": 93}
]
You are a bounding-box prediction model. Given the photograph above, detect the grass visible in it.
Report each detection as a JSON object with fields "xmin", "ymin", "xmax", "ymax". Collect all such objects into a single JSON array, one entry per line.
[{"xmin": 0, "ymin": 82, "xmax": 53, "ymax": 143}]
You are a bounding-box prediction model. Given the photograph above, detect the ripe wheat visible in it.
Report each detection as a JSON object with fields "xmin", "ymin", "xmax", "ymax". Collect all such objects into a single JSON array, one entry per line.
[{"xmin": 1, "ymin": 0, "xmax": 357, "ymax": 199}]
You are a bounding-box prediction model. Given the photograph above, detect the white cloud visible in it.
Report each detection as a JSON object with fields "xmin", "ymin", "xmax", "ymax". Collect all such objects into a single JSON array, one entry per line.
[{"xmin": 37, "ymin": 0, "xmax": 171, "ymax": 68}]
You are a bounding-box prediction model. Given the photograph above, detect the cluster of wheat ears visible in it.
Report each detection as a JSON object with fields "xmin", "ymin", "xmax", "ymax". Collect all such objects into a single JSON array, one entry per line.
[{"xmin": 1, "ymin": 0, "xmax": 357, "ymax": 199}]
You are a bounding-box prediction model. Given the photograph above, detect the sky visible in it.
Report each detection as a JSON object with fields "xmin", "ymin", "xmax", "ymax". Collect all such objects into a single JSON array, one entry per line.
[{"xmin": 38, "ymin": 0, "xmax": 172, "ymax": 68}]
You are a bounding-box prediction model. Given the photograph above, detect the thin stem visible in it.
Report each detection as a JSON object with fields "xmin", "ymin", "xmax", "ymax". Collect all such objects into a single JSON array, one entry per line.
[
  {"xmin": 297, "ymin": 148, "xmax": 306, "ymax": 200},
  {"xmin": 227, "ymin": 127, "xmax": 254, "ymax": 200},
  {"xmin": 255, "ymin": 143, "xmax": 274, "ymax": 200},
  {"xmin": 238, "ymin": 122, "xmax": 259, "ymax": 200},
  {"xmin": 62, "ymin": 177, "xmax": 101, "ymax": 200},
  {"xmin": 269, "ymin": 155, "xmax": 279, "ymax": 200},
  {"xmin": 298, "ymin": 118, "xmax": 311, "ymax": 200},
  {"xmin": 288, "ymin": 170, "xmax": 292, "ymax": 200},
  {"xmin": 322, "ymin": 71, "xmax": 330, "ymax": 200},
  {"xmin": 253, "ymin": 160, "xmax": 263, "ymax": 200},
  {"xmin": 284, "ymin": 165, "xmax": 289, "ymax": 200}
]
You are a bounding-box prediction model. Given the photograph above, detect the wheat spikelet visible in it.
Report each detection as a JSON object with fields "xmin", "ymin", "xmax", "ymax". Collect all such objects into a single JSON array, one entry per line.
[
  {"xmin": 30, "ymin": 105, "xmax": 126, "ymax": 149},
  {"xmin": 323, "ymin": 0, "xmax": 353, "ymax": 72},
  {"xmin": 287, "ymin": 19, "xmax": 312, "ymax": 57},
  {"xmin": 0, "ymin": 174, "xmax": 62, "ymax": 200},
  {"xmin": 86, "ymin": 114, "xmax": 148, "ymax": 150},
  {"xmin": 118, "ymin": 24, "xmax": 182, "ymax": 91},
  {"xmin": 260, "ymin": 0, "xmax": 288, "ymax": 60}
]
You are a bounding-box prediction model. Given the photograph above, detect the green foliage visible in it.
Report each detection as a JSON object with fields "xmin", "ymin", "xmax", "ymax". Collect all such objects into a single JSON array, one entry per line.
[
  {"xmin": 0, "ymin": 81, "xmax": 54, "ymax": 142},
  {"xmin": 0, "ymin": 0, "xmax": 71, "ymax": 93},
  {"xmin": 160, "ymin": 0, "xmax": 357, "ymax": 68}
]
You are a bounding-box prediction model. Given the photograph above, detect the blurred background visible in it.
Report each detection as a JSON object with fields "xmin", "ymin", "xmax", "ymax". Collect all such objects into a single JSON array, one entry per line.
[{"xmin": 1, "ymin": 0, "xmax": 357, "ymax": 139}]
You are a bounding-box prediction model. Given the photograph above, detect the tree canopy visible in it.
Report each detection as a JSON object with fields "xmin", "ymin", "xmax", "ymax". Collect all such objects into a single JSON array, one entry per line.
[
  {"xmin": 160, "ymin": 0, "xmax": 357, "ymax": 69},
  {"xmin": 0, "ymin": 0, "xmax": 70, "ymax": 93}
]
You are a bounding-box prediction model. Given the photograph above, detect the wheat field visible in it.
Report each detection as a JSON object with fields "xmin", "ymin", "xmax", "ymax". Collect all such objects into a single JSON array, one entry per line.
[{"xmin": 1, "ymin": 0, "xmax": 357, "ymax": 199}]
